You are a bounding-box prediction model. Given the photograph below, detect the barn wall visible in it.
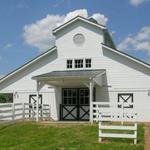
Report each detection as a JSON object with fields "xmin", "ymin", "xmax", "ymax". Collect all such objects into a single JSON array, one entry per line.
[
  {"xmin": 0, "ymin": 20, "xmax": 150, "ymax": 121},
  {"xmin": 94, "ymin": 47, "xmax": 150, "ymax": 122},
  {"xmin": 56, "ymin": 20, "xmax": 104, "ymax": 59}
]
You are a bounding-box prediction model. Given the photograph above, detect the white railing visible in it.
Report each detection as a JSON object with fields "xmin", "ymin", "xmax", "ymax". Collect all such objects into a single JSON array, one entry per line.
[
  {"xmin": 92, "ymin": 102, "xmax": 138, "ymax": 144},
  {"xmin": 99, "ymin": 121, "xmax": 137, "ymax": 144},
  {"xmin": 0, "ymin": 103, "xmax": 51, "ymax": 122},
  {"xmin": 93, "ymin": 102, "xmax": 111, "ymax": 122},
  {"xmin": 92, "ymin": 102, "xmax": 137, "ymax": 122}
]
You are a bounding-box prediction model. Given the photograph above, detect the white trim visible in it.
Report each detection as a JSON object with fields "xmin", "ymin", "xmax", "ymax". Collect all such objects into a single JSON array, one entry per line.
[
  {"xmin": 89, "ymin": 79, "xmax": 94, "ymax": 123},
  {"xmin": 102, "ymin": 44, "xmax": 150, "ymax": 69},
  {"xmin": 53, "ymin": 16, "xmax": 106, "ymax": 34},
  {"xmin": 0, "ymin": 47, "xmax": 57, "ymax": 83},
  {"xmin": 36, "ymin": 81, "xmax": 40, "ymax": 122},
  {"xmin": 66, "ymin": 58, "xmax": 93, "ymax": 70}
]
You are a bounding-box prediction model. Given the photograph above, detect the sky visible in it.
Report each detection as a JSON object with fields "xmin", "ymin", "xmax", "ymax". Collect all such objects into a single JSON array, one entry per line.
[{"xmin": 0, "ymin": 0, "xmax": 150, "ymax": 77}]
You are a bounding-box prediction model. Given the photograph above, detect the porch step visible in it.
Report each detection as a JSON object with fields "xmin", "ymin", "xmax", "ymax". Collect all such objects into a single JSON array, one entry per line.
[{"xmin": 40, "ymin": 121, "xmax": 91, "ymax": 124}]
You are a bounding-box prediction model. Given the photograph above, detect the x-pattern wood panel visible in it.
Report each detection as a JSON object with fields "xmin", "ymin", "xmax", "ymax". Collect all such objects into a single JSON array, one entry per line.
[
  {"xmin": 79, "ymin": 106, "xmax": 89, "ymax": 120},
  {"xmin": 29, "ymin": 95, "xmax": 42, "ymax": 117},
  {"xmin": 62, "ymin": 105, "xmax": 77, "ymax": 120},
  {"xmin": 118, "ymin": 93, "xmax": 133, "ymax": 109}
]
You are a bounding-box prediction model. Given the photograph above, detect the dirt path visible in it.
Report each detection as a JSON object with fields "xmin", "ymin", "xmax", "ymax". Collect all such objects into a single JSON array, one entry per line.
[{"xmin": 144, "ymin": 123, "xmax": 150, "ymax": 150}]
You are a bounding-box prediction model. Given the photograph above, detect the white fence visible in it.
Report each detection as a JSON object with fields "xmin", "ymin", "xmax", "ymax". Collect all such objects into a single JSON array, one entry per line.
[
  {"xmin": 0, "ymin": 103, "xmax": 51, "ymax": 122},
  {"xmin": 92, "ymin": 102, "xmax": 138, "ymax": 144},
  {"xmin": 92, "ymin": 102, "xmax": 137, "ymax": 122}
]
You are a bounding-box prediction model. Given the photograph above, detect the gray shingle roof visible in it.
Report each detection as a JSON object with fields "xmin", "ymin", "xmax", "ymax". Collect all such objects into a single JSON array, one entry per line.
[{"xmin": 32, "ymin": 69, "xmax": 106, "ymax": 81}]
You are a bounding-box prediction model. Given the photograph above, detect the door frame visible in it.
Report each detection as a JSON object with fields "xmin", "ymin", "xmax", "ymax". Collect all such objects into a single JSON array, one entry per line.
[{"xmin": 60, "ymin": 88, "xmax": 90, "ymax": 121}]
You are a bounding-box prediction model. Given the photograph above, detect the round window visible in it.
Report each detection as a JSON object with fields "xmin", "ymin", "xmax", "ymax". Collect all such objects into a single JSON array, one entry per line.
[{"xmin": 73, "ymin": 33, "xmax": 85, "ymax": 45}]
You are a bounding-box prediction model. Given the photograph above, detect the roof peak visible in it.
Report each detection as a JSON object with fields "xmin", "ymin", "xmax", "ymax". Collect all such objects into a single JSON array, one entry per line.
[{"xmin": 52, "ymin": 15, "xmax": 106, "ymax": 35}]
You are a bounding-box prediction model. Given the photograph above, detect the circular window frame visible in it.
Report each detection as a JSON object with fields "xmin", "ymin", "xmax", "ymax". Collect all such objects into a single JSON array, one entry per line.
[{"xmin": 73, "ymin": 33, "xmax": 85, "ymax": 45}]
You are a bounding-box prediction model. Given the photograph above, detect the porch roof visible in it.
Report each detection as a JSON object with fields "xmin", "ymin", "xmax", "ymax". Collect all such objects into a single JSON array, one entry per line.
[{"xmin": 32, "ymin": 69, "xmax": 106, "ymax": 81}]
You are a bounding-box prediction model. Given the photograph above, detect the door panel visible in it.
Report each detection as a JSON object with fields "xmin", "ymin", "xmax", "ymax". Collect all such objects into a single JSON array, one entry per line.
[
  {"xmin": 79, "ymin": 106, "xmax": 89, "ymax": 120},
  {"xmin": 61, "ymin": 105, "xmax": 78, "ymax": 120},
  {"xmin": 79, "ymin": 89, "xmax": 89, "ymax": 105},
  {"xmin": 78, "ymin": 89, "xmax": 89, "ymax": 120}
]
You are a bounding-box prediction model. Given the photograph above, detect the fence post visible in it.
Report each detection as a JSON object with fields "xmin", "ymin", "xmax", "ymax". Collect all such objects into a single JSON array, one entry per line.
[
  {"xmin": 134, "ymin": 123, "xmax": 137, "ymax": 144},
  {"xmin": 41, "ymin": 104, "xmax": 43, "ymax": 120},
  {"xmin": 22, "ymin": 103, "xmax": 25, "ymax": 120},
  {"xmin": 12, "ymin": 103, "xmax": 15, "ymax": 121},
  {"xmin": 49, "ymin": 105, "xmax": 51, "ymax": 120},
  {"xmin": 31, "ymin": 103, "xmax": 33, "ymax": 119},
  {"xmin": 99, "ymin": 121, "xmax": 102, "ymax": 142},
  {"xmin": 96, "ymin": 104, "xmax": 99, "ymax": 122}
]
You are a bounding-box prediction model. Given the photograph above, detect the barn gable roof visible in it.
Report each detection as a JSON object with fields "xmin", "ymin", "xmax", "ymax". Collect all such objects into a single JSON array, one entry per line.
[
  {"xmin": 52, "ymin": 15, "xmax": 106, "ymax": 35},
  {"xmin": 0, "ymin": 46, "xmax": 57, "ymax": 83},
  {"xmin": 102, "ymin": 43, "xmax": 150, "ymax": 69},
  {"xmin": 0, "ymin": 15, "xmax": 150, "ymax": 84}
]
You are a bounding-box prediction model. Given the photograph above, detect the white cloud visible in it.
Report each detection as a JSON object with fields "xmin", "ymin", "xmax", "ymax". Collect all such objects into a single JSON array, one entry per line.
[
  {"xmin": 0, "ymin": 74, "xmax": 4, "ymax": 79},
  {"xmin": 129, "ymin": 0, "xmax": 148, "ymax": 6},
  {"xmin": 91, "ymin": 13, "xmax": 108, "ymax": 26},
  {"xmin": 64, "ymin": 9, "xmax": 88, "ymax": 23},
  {"xmin": 23, "ymin": 15, "xmax": 65, "ymax": 51},
  {"xmin": 23, "ymin": 9, "xmax": 108, "ymax": 52},
  {"xmin": 110, "ymin": 30, "xmax": 116, "ymax": 37},
  {"xmin": 3, "ymin": 43, "xmax": 13, "ymax": 49},
  {"xmin": 118, "ymin": 26, "xmax": 150, "ymax": 55}
]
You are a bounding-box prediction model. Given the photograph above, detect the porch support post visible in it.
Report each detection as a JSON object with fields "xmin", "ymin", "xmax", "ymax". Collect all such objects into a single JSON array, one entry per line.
[
  {"xmin": 89, "ymin": 78, "xmax": 94, "ymax": 123},
  {"xmin": 36, "ymin": 81, "xmax": 40, "ymax": 122}
]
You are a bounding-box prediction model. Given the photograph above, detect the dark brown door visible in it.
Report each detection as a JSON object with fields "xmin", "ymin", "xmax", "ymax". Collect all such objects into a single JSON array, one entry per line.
[{"xmin": 60, "ymin": 88, "xmax": 90, "ymax": 121}]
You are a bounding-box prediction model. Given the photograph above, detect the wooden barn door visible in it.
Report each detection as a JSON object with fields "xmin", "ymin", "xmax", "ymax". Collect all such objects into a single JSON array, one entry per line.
[{"xmin": 60, "ymin": 88, "xmax": 90, "ymax": 121}]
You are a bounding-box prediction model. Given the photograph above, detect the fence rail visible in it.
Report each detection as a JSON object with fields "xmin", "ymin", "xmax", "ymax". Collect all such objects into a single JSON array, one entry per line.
[
  {"xmin": 0, "ymin": 103, "xmax": 51, "ymax": 122},
  {"xmin": 92, "ymin": 102, "xmax": 137, "ymax": 122},
  {"xmin": 92, "ymin": 102, "xmax": 138, "ymax": 144},
  {"xmin": 99, "ymin": 121, "xmax": 137, "ymax": 144}
]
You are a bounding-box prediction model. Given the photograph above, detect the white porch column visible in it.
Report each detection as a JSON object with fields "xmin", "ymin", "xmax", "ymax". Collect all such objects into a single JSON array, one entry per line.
[
  {"xmin": 36, "ymin": 81, "xmax": 40, "ymax": 122},
  {"xmin": 89, "ymin": 79, "xmax": 94, "ymax": 123},
  {"xmin": 35, "ymin": 81, "xmax": 45, "ymax": 122}
]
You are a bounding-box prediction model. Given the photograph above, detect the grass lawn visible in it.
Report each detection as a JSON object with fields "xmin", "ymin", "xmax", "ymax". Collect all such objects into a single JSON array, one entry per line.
[{"xmin": 0, "ymin": 121, "xmax": 144, "ymax": 150}]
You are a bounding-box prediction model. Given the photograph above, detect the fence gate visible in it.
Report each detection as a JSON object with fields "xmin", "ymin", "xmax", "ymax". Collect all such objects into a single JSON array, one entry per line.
[{"xmin": 29, "ymin": 95, "xmax": 42, "ymax": 118}]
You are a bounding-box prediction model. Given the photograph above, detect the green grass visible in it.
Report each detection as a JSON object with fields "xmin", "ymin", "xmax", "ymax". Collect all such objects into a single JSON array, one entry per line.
[{"xmin": 0, "ymin": 122, "xmax": 144, "ymax": 150}]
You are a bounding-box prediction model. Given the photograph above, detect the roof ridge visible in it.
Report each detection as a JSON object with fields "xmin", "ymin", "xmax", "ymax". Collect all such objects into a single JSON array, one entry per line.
[
  {"xmin": 52, "ymin": 15, "xmax": 106, "ymax": 35},
  {"xmin": 102, "ymin": 43, "xmax": 150, "ymax": 68}
]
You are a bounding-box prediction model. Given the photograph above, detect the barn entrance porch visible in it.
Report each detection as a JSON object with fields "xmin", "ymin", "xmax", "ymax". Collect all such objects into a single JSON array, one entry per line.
[{"xmin": 32, "ymin": 69, "xmax": 106, "ymax": 122}]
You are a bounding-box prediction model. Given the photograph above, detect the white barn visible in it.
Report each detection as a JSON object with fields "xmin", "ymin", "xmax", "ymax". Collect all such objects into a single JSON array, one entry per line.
[{"xmin": 0, "ymin": 16, "xmax": 150, "ymax": 122}]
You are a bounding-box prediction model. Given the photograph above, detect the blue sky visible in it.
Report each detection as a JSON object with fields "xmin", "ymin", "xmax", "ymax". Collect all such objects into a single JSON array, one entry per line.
[{"xmin": 0, "ymin": 0, "xmax": 150, "ymax": 77}]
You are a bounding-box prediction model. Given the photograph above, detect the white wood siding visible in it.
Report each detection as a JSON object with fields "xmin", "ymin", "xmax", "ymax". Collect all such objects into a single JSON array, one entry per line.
[
  {"xmin": 56, "ymin": 20, "xmax": 104, "ymax": 58},
  {"xmin": 0, "ymin": 20, "xmax": 150, "ymax": 121}
]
